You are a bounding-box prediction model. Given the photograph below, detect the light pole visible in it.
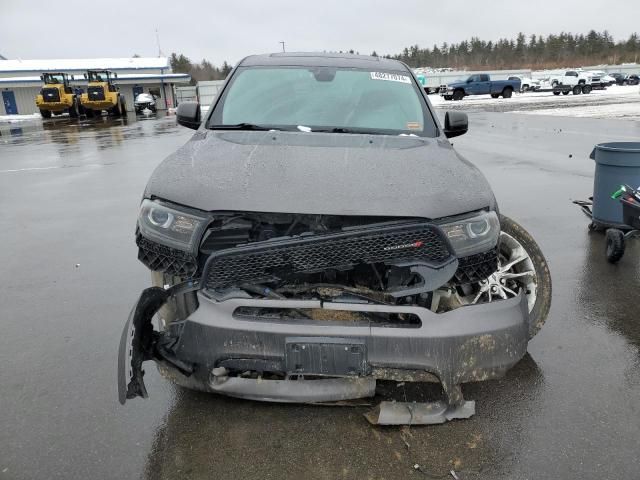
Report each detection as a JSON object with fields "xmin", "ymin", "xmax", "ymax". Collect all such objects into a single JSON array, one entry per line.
[{"xmin": 279, "ymin": 41, "xmax": 286, "ymax": 52}]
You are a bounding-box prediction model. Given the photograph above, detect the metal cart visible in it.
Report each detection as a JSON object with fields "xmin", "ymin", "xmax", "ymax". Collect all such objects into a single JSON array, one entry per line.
[{"xmin": 604, "ymin": 185, "xmax": 640, "ymax": 263}]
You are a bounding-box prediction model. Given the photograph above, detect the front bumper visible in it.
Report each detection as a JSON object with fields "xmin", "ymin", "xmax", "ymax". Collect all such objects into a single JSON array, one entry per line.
[
  {"xmin": 35, "ymin": 99, "xmax": 71, "ymax": 111},
  {"xmin": 81, "ymin": 100, "xmax": 115, "ymax": 111},
  {"xmin": 118, "ymin": 286, "xmax": 530, "ymax": 405}
]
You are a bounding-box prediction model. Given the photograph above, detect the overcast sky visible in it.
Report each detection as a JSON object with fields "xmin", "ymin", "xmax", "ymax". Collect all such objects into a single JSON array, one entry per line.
[{"xmin": 1, "ymin": 0, "xmax": 638, "ymax": 65}]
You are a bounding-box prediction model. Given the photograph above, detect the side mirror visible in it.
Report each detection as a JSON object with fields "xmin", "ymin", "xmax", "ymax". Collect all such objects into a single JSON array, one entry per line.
[
  {"xmin": 176, "ymin": 101, "xmax": 201, "ymax": 130},
  {"xmin": 444, "ymin": 111, "xmax": 468, "ymax": 138},
  {"xmin": 466, "ymin": 78, "xmax": 473, "ymax": 83}
]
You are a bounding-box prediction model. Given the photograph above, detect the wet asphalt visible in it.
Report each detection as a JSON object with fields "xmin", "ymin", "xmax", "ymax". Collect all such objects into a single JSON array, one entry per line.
[{"xmin": 1, "ymin": 107, "xmax": 639, "ymax": 480}]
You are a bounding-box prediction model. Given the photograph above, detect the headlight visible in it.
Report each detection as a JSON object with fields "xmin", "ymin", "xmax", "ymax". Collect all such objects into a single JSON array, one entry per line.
[
  {"xmin": 138, "ymin": 199, "xmax": 208, "ymax": 253},
  {"xmin": 438, "ymin": 211, "xmax": 500, "ymax": 256}
]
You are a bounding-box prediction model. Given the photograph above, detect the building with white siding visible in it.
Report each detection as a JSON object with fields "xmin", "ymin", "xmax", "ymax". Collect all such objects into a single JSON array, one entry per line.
[{"xmin": 0, "ymin": 57, "xmax": 190, "ymax": 115}]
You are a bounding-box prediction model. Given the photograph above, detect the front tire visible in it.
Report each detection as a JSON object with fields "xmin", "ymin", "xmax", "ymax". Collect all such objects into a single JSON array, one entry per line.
[
  {"xmin": 498, "ymin": 215, "xmax": 552, "ymax": 339},
  {"xmin": 452, "ymin": 90, "xmax": 464, "ymax": 101},
  {"xmin": 68, "ymin": 98, "xmax": 79, "ymax": 118},
  {"xmin": 605, "ymin": 229, "xmax": 625, "ymax": 263},
  {"xmin": 40, "ymin": 109, "xmax": 52, "ymax": 118}
]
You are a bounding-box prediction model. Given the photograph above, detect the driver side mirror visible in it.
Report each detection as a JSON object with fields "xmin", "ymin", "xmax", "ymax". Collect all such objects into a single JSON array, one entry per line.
[
  {"xmin": 444, "ymin": 111, "xmax": 468, "ymax": 138},
  {"xmin": 176, "ymin": 101, "xmax": 201, "ymax": 130}
]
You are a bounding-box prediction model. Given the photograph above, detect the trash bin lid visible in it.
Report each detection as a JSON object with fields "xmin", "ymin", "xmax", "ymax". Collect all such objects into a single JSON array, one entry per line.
[{"xmin": 591, "ymin": 142, "xmax": 640, "ymax": 167}]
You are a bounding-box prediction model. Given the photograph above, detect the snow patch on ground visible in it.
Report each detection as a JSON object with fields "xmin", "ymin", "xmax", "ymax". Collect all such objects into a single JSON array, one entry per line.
[
  {"xmin": 0, "ymin": 114, "xmax": 41, "ymax": 124},
  {"xmin": 429, "ymin": 84, "xmax": 640, "ymax": 120},
  {"xmin": 513, "ymin": 102, "xmax": 640, "ymax": 120}
]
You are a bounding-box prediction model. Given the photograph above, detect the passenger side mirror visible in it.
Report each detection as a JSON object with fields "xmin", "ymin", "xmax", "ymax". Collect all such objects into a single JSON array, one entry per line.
[
  {"xmin": 444, "ymin": 111, "xmax": 468, "ymax": 138},
  {"xmin": 176, "ymin": 101, "xmax": 201, "ymax": 130}
]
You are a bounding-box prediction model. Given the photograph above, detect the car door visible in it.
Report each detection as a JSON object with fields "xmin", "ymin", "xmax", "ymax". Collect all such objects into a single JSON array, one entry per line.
[
  {"xmin": 466, "ymin": 75, "xmax": 480, "ymax": 94},
  {"xmin": 479, "ymin": 74, "xmax": 491, "ymax": 94}
]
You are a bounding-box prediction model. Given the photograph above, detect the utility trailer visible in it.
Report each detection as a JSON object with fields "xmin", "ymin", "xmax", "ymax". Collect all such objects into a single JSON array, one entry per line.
[{"xmin": 534, "ymin": 83, "xmax": 593, "ymax": 96}]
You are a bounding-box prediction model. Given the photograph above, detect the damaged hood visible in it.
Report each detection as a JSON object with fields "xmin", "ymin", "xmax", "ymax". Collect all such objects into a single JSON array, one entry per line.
[{"xmin": 144, "ymin": 130, "xmax": 495, "ymax": 219}]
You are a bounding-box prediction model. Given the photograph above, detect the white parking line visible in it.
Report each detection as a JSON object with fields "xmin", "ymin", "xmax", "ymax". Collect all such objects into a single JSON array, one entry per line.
[{"xmin": 0, "ymin": 163, "xmax": 112, "ymax": 173}]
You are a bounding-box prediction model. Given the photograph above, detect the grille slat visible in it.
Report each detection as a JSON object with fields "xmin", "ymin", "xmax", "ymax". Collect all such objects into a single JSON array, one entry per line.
[
  {"xmin": 137, "ymin": 235, "xmax": 197, "ymax": 278},
  {"xmin": 42, "ymin": 88, "xmax": 60, "ymax": 102},
  {"xmin": 203, "ymin": 222, "xmax": 453, "ymax": 291},
  {"xmin": 452, "ymin": 248, "xmax": 498, "ymax": 284},
  {"xmin": 87, "ymin": 86, "xmax": 105, "ymax": 101}
]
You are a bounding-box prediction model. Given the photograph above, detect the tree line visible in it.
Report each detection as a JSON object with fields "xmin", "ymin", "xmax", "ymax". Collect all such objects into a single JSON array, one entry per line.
[
  {"xmin": 169, "ymin": 53, "xmax": 233, "ymax": 84},
  {"xmin": 168, "ymin": 30, "xmax": 640, "ymax": 81},
  {"xmin": 388, "ymin": 30, "xmax": 640, "ymax": 70}
]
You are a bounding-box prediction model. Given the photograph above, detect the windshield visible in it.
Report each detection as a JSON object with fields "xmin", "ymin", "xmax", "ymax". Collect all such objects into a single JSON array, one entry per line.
[
  {"xmin": 208, "ymin": 66, "xmax": 438, "ymax": 137},
  {"xmin": 44, "ymin": 74, "xmax": 65, "ymax": 84},
  {"xmin": 88, "ymin": 71, "xmax": 107, "ymax": 82}
]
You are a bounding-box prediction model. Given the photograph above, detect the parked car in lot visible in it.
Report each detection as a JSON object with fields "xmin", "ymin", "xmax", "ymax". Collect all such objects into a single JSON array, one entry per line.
[
  {"xmin": 118, "ymin": 53, "xmax": 551, "ymax": 422},
  {"xmin": 610, "ymin": 73, "xmax": 626, "ymax": 85},
  {"xmin": 134, "ymin": 93, "xmax": 157, "ymax": 113},
  {"xmin": 588, "ymin": 71, "xmax": 616, "ymax": 88},
  {"xmin": 508, "ymin": 75, "xmax": 540, "ymax": 92},
  {"xmin": 624, "ymin": 74, "xmax": 640, "ymax": 86},
  {"xmin": 441, "ymin": 73, "xmax": 521, "ymax": 100}
]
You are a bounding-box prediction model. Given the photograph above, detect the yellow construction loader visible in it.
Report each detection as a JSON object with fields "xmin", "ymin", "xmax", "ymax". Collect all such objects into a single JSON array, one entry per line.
[
  {"xmin": 80, "ymin": 70, "xmax": 126, "ymax": 117},
  {"xmin": 35, "ymin": 73, "xmax": 80, "ymax": 118}
]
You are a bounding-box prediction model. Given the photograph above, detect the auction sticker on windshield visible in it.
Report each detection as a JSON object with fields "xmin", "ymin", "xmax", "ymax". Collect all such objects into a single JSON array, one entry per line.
[{"xmin": 370, "ymin": 72, "xmax": 412, "ymax": 84}]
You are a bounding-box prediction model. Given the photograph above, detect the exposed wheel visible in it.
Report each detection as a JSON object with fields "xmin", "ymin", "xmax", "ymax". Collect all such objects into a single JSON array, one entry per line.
[
  {"xmin": 521, "ymin": 84, "xmax": 529, "ymax": 92},
  {"xmin": 491, "ymin": 94, "xmax": 500, "ymax": 98},
  {"xmin": 39, "ymin": 109, "xmax": 52, "ymax": 118},
  {"xmin": 68, "ymin": 98, "xmax": 79, "ymax": 118},
  {"xmin": 605, "ymin": 229, "xmax": 625, "ymax": 263},
  {"xmin": 562, "ymin": 91, "xmax": 570, "ymax": 95},
  {"xmin": 582, "ymin": 85, "xmax": 592, "ymax": 94},
  {"xmin": 452, "ymin": 90, "xmax": 465, "ymax": 101},
  {"xmin": 551, "ymin": 81, "xmax": 559, "ymax": 87},
  {"xmin": 572, "ymin": 85, "xmax": 582, "ymax": 95},
  {"xmin": 469, "ymin": 215, "xmax": 552, "ymax": 339},
  {"xmin": 553, "ymin": 91, "xmax": 561, "ymax": 96},
  {"xmin": 502, "ymin": 87, "xmax": 513, "ymax": 98},
  {"xmin": 110, "ymin": 96, "xmax": 122, "ymax": 116},
  {"xmin": 84, "ymin": 108, "xmax": 95, "ymax": 118}
]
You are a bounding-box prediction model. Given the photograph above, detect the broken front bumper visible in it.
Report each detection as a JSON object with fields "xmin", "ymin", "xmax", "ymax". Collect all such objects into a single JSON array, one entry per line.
[{"xmin": 118, "ymin": 284, "xmax": 530, "ymax": 409}]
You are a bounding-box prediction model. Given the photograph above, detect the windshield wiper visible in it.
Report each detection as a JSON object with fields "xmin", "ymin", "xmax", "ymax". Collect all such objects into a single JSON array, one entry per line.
[
  {"xmin": 209, "ymin": 123, "xmax": 277, "ymax": 131},
  {"xmin": 312, "ymin": 127, "xmax": 384, "ymax": 135}
]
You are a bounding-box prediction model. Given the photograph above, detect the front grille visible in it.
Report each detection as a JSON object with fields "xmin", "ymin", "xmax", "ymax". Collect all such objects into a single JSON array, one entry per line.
[
  {"xmin": 87, "ymin": 86, "xmax": 105, "ymax": 101},
  {"xmin": 137, "ymin": 235, "xmax": 197, "ymax": 278},
  {"xmin": 202, "ymin": 222, "xmax": 453, "ymax": 290},
  {"xmin": 452, "ymin": 248, "xmax": 498, "ymax": 284},
  {"xmin": 42, "ymin": 88, "xmax": 60, "ymax": 102}
]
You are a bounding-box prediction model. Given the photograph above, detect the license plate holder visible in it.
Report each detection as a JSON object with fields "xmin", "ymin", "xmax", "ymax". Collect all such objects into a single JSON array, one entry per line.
[{"xmin": 285, "ymin": 337, "xmax": 367, "ymax": 376}]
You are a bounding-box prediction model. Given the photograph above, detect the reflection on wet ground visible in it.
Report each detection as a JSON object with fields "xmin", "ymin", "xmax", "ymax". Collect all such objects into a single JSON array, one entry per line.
[{"xmin": 1, "ymin": 112, "xmax": 639, "ymax": 479}]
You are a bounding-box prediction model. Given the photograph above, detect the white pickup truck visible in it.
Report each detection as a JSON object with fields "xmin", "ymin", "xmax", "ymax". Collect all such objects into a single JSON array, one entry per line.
[{"xmin": 549, "ymin": 70, "xmax": 592, "ymax": 87}]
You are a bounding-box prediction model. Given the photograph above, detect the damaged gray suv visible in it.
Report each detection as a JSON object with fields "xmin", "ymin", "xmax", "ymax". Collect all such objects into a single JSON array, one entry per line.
[{"xmin": 118, "ymin": 53, "xmax": 551, "ymax": 423}]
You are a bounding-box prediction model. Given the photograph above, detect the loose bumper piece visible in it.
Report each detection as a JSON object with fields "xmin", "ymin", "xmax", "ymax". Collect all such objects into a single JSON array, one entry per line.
[{"xmin": 364, "ymin": 400, "xmax": 476, "ymax": 425}]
